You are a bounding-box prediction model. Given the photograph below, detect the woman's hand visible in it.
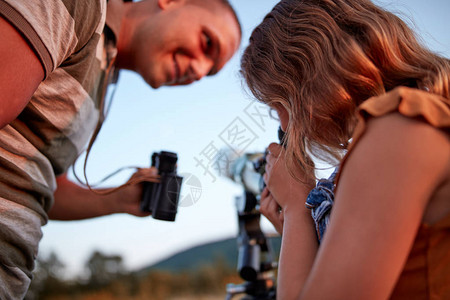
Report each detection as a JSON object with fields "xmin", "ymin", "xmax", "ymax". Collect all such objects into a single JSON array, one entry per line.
[
  {"xmin": 263, "ymin": 143, "xmax": 315, "ymax": 214},
  {"xmin": 260, "ymin": 187, "xmax": 284, "ymax": 234},
  {"xmin": 261, "ymin": 144, "xmax": 319, "ymax": 299},
  {"xmin": 259, "ymin": 143, "xmax": 315, "ymax": 235}
]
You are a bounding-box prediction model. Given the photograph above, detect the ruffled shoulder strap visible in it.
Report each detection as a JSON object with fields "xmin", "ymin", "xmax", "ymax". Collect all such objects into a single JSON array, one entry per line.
[{"xmin": 336, "ymin": 87, "xmax": 450, "ymax": 185}]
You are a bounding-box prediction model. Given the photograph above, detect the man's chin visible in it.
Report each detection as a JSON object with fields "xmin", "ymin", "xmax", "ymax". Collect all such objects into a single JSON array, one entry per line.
[
  {"xmin": 165, "ymin": 80, "xmax": 194, "ymax": 87},
  {"xmin": 145, "ymin": 78, "xmax": 161, "ymax": 89},
  {"xmin": 144, "ymin": 76, "xmax": 192, "ymax": 88}
]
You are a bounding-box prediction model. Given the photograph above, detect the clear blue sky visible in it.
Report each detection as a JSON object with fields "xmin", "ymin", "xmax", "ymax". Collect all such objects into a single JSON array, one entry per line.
[{"xmin": 39, "ymin": 0, "xmax": 450, "ymax": 277}]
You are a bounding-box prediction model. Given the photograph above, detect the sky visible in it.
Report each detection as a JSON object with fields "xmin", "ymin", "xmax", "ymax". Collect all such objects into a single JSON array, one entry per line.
[{"xmin": 38, "ymin": 0, "xmax": 450, "ymax": 277}]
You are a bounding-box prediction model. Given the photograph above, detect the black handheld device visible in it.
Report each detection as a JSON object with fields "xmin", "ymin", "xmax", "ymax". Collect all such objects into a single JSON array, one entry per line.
[{"xmin": 140, "ymin": 151, "xmax": 183, "ymax": 221}]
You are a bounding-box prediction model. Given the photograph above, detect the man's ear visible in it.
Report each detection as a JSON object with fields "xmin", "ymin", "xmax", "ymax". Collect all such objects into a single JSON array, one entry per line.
[{"xmin": 158, "ymin": 0, "xmax": 186, "ymax": 10}]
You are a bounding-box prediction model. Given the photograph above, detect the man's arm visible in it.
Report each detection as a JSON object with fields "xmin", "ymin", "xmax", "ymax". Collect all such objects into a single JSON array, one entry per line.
[
  {"xmin": 49, "ymin": 173, "xmax": 150, "ymax": 220},
  {"xmin": 0, "ymin": 16, "xmax": 43, "ymax": 129}
]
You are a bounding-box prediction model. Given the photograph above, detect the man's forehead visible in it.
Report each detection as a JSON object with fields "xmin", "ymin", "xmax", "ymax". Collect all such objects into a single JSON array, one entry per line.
[
  {"xmin": 188, "ymin": 0, "xmax": 228, "ymax": 13},
  {"xmin": 189, "ymin": 0, "xmax": 241, "ymax": 36}
]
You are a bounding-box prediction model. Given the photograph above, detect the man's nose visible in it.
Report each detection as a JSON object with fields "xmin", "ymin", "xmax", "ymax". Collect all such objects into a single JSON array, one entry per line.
[{"xmin": 189, "ymin": 57, "xmax": 214, "ymax": 81}]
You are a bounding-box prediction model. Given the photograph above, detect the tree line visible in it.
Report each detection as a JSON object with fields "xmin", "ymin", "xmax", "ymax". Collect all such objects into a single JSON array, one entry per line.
[{"xmin": 25, "ymin": 250, "xmax": 242, "ymax": 300}]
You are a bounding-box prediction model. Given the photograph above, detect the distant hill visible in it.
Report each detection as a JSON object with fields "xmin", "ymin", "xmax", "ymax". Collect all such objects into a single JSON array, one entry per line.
[{"xmin": 139, "ymin": 235, "xmax": 281, "ymax": 275}]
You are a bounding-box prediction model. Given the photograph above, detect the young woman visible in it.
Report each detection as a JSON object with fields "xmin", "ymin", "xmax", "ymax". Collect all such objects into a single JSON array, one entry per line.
[{"xmin": 240, "ymin": 0, "xmax": 450, "ymax": 299}]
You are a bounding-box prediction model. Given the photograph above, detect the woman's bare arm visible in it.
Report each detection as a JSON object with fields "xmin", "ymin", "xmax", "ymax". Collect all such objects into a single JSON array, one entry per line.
[{"xmin": 296, "ymin": 113, "xmax": 449, "ymax": 299}]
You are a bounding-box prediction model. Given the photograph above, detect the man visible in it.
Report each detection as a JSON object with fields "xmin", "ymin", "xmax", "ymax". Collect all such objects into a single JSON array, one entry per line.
[{"xmin": 0, "ymin": 0, "xmax": 241, "ymax": 297}]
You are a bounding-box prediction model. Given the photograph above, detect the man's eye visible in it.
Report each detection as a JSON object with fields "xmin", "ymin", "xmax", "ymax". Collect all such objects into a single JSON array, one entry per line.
[{"xmin": 202, "ymin": 33, "xmax": 213, "ymax": 53}]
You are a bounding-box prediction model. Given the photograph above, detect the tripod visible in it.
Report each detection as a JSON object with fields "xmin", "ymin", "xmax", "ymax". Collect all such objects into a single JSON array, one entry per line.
[{"xmin": 225, "ymin": 191, "xmax": 277, "ymax": 300}]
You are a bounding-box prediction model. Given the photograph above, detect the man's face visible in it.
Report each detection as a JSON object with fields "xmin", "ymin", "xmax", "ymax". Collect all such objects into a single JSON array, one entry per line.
[{"xmin": 128, "ymin": 1, "xmax": 241, "ymax": 88}]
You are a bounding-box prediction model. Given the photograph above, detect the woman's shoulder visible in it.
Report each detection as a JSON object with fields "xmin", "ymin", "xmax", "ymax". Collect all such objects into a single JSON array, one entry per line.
[
  {"xmin": 361, "ymin": 112, "xmax": 448, "ymax": 158},
  {"xmin": 346, "ymin": 87, "xmax": 449, "ymax": 157},
  {"xmin": 354, "ymin": 109, "xmax": 450, "ymax": 225},
  {"xmin": 336, "ymin": 88, "xmax": 450, "ymax": 212}
]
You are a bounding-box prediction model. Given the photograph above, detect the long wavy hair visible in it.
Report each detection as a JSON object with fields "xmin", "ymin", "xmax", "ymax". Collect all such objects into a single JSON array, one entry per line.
[{"xmin": 241, "ymin": 0, "xmax": 450, "ymax": 181}]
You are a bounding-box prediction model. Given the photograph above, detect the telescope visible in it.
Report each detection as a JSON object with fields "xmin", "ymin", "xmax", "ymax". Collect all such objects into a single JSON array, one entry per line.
[{"xmin": 222, "ymin": 127, "xmax": 285, "ymax": 300}]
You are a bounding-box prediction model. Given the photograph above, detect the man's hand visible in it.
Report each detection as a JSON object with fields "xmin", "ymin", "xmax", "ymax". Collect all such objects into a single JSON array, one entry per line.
[{"xmin": 49, "ymin": 168, "xmax": 158, "ymax": 220}]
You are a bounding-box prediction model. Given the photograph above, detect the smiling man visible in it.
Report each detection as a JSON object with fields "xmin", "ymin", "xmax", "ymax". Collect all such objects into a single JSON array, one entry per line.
[
  {"xmin": 0, "ymin": 0, "xmax": 241, "ymax": 297},
  {"xmin": 114, "ymin": 0, "xmax": 241, "ymax": 88}
]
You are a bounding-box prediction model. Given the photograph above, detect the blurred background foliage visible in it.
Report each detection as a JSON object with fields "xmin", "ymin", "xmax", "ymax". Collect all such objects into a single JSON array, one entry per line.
[{"xmin": 26, "ymin": 237, "xmax": 281, "ymax": 300}]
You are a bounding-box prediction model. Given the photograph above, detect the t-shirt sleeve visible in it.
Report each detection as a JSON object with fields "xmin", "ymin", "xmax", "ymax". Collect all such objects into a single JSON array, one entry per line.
[{"xmin": 0, "ymin": 0, "xmax": 105, "ymax": 78}]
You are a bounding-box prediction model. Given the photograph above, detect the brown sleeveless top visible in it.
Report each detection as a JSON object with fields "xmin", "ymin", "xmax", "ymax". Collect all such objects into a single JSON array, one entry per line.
[{"xmin": 337, "ymin": 87, "xmax": 450, "ymax": 299}]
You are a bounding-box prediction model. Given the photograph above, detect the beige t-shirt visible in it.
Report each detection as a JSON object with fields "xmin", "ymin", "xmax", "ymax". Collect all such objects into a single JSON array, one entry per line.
[{"xmin": 0, "ymin": 0, "xmax": 116, "ymax": 220}]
